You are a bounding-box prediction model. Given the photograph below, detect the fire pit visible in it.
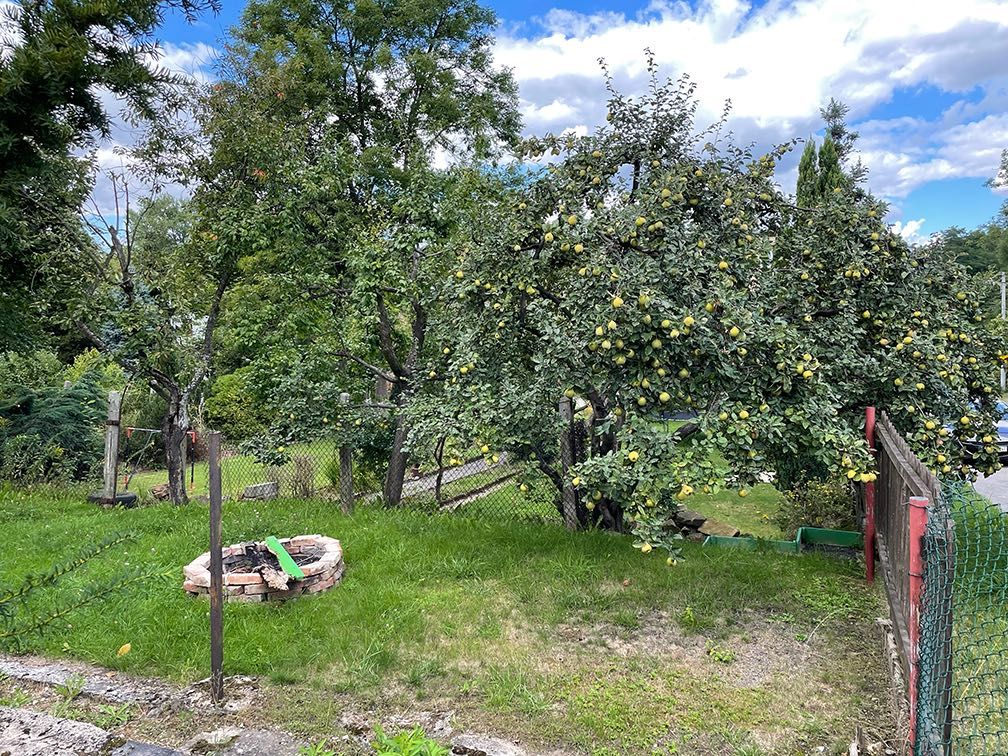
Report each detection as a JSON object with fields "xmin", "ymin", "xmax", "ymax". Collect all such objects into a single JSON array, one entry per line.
[{"xmin": 183, "ymin": 535, "xmax": 344, "ymax": 602}]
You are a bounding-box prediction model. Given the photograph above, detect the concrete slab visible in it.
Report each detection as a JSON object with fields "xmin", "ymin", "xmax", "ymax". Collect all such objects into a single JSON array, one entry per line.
[{"xmin": 0, "ymin": 705, "xmax": 111, "ymax": 756}]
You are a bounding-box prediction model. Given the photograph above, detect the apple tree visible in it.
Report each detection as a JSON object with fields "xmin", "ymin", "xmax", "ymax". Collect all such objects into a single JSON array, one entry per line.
[{"xmin": 422, "ymin": 65, "xmax": 1001, "ymax": 556}]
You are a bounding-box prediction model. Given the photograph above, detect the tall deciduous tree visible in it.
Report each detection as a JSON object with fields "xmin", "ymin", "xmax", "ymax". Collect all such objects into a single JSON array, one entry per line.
[
  {"xmin": 0, "ymin": 0, "xmax": 218, "ymax": 350},
  {"xmin": 938, "ymin": 223, "xmax": 1007, "ymax": 274},
  {"xmin": 70, "ymin": 187, "xmax": 239, "ymax": 504},
  {"xmin": 200, "ymin": 0, "xmax": 521, "ymax": 505}
]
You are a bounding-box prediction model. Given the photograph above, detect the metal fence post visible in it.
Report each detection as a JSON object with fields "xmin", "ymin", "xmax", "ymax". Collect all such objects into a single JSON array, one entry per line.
[
  {"xmin": 559, "ymin": 397, "xmax": 577, "ymax": 530},
  {"xmin": 208, "ymin": 431, "xmax": 224, "ymax": 705},
  {"xmin": 908, "ymin": 495, "xmax": 929, "ymax": 747},
  {"xmin": 865, "ymin": 406, "xmax": 877, "ymax": 583},
  {"xmin": 338, "ymin": 393, "xmax": 354, "ymax": 514}
]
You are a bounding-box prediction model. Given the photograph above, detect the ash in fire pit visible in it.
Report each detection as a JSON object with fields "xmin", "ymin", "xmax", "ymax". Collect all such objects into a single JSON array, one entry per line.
[{"xmin": 183, "ymin": 535, "xmax": 344, "ymax": 602}]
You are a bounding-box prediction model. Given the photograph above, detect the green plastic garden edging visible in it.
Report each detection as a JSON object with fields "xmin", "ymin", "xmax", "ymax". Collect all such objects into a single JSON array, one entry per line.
[{"xmin": 701, "ymin": 527, "xmax": 863, "ymax": 554}]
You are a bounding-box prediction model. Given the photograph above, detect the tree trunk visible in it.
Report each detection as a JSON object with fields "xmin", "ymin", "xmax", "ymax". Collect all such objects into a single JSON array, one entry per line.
[
  {"xmin": 383, "ymin": 413, "xmax": 410, "ymax": 507},
  {"xmin": 162, "ymin": 391, "xmax": 190, "ymax": 505},
  {"xmin": 585, "ymin": 392, "xmax": 625, "ymax": 532}
]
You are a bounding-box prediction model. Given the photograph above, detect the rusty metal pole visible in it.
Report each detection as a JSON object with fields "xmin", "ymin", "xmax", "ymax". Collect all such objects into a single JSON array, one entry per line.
[
  {"xmin": 338, "ymin": 393, "xmax": 354, "ymax": 515},
  {"xmin": 208, "ymin": 431, "xmax": 224, "ymax": 705},
  {"xmin": 907, "ymin": 495, "xmax": 929, "ymax": 747},
  {"xmin": 865, "ymin": 406, "xmax": 877, "ymax": 583}
]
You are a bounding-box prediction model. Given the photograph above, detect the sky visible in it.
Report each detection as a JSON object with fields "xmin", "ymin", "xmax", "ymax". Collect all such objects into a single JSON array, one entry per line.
[{"xmin": 81, "ymin": 0, "xmax": 1008, "ymax": 241}]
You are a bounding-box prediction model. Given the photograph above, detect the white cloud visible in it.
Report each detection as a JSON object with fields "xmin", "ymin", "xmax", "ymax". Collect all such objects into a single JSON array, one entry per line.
[
  {"xmin": 891, "ymin": 217, "xmax": 929, "ymax": 245},
  {"xmin": 524, "ymin": 99, "xmax": 579, "ymax": 130},
  {"xmin": 855, "ymin": 112, "xmax": 1008, "ymax": 198},
  {"xmin": 494, "ymin": 0, "xmax": 1008, "ymax": 201},
  {"xmin": 151, "ymin": 41, "xmax": 217, "ymax": 82}
]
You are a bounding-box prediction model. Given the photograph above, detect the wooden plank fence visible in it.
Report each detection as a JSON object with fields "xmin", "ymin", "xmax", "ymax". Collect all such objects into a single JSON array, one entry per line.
[{"xmin": 867, "ymin": 409, "xmax": 953, "ymax": 755}]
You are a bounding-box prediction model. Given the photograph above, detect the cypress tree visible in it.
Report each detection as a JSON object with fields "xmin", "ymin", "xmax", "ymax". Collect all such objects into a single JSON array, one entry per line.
[
  {"xmin": 817, "ymin": 136, "xmax": 845, "ymax": 197},
  {"xmin": 796, "ymin": 139, "xmax": 818, "ymax": 208}
]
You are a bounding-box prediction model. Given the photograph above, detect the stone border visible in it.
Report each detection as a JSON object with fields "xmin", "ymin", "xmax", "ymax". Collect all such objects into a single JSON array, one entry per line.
[{"xmin": 183, "ymin": 535, "xmax": 343, "ymax": 603}]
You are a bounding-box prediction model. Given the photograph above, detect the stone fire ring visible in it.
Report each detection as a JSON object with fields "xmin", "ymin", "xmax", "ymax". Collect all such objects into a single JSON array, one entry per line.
[{"xmin": 183, "ymin": 535, "xmax": 344, "ymax": 603}]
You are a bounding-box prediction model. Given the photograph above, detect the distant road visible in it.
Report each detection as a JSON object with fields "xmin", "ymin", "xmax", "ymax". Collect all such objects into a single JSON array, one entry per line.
[{"xmin": 974, "ymin": 467, "xmax": 1008, "ymax": 514}]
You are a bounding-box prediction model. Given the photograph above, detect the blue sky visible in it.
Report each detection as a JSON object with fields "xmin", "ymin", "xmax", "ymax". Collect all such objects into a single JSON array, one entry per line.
[{"xmin": 156, "ymin": 0, "xmax": 1008, "ymax": 241}]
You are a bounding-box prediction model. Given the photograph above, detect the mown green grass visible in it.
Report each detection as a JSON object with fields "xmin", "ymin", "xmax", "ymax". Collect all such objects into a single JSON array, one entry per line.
[
  {"xmin": 127, "ymin": 439, "xmax": 343, "ymax": 499},
  {"xmin": 0, "ymin": 485, "xmax": 887, "ymax": 753},
  {"xmin": 689, "ymin": 483, "xmax": 784, "ymax": 539}
]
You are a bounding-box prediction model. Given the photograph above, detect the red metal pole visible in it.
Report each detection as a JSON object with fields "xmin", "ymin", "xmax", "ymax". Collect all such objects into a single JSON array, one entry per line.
[
  {"xmin": 908, "ymin": 495, "xmax": 929, "ymax": 748},
  {"xmin": 865, "ymin": 406, "xmax": 877, "ymax": 583}
]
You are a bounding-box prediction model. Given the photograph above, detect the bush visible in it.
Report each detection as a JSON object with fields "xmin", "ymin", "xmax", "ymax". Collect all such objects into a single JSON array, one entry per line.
[
  {"xmin": 0, "ymin": 434, "xmax": 76, "ymax": 484},
  {"xmin": 205, "ymin": 367, "xmax": 268, "ymax": 441},
  {"xmin": 323, "ymin": 454, "xmax": 340, "ymax": 489},
  {"xmin": 323, "ymin": 450, "xmax": 383, "ymax": 494},
  {"xmin": 372, "ymin": 725, "xmax": 447, "ymax": 756},
  {"xmin": 0, "ymin": 370, "xmax": 105, "ymax": 482},
  {"xmin": 773, "ymin": 451, "xmax": 831, "ymax": 493},
  {"xmin": 64, "ymin": 349, "xmax": 125, "ymax": 395},
  {"xmin": 773, "ymin": 476, "xmax": 858, "ymax": 537},
  {"xmin": 289, "ymin": 455, "xmax": 317, "ymax": 498},
  {"xmin": 0, "ymin": 350, "xmax": 64, "ymax": 396}
]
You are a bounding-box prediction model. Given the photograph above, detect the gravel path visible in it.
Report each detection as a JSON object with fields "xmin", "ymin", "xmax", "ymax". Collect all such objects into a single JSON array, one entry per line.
[{"xmin": 401, "ymin": 453, "xmax": 508, "ymax": 497}]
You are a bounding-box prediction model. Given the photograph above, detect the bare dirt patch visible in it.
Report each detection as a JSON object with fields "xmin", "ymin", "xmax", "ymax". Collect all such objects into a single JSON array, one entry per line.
[{"xmin": 556, "ymin": 609, "xmax": 817, "ymax": 688}]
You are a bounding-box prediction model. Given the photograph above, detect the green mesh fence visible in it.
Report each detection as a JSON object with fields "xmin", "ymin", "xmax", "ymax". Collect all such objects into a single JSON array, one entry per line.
[{"xmin": 916, "ymin": 482, "xmax": 1008, "ymax": 755}]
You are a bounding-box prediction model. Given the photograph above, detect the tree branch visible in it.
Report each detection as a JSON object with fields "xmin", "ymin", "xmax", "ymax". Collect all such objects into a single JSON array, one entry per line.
[
  {"xmin": 376, "ymin": 291, "xmax": 405, "ymax": 377},
  {"xmin": 334, "ymin": 350, "xmax": 396, "ymax": 383}
]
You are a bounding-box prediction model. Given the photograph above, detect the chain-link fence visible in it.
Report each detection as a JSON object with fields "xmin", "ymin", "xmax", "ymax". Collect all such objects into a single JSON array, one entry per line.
[
  {"xmin": 916, "ymin": 482, "xmax": 1008, "ymax": 755},
  {"xmin": 118, "ymin": 430, "xmax": 564, "ymax": 524},
  {"xmin": 869, "ymin": 410, "xmax": 1008, "ymax": 754}
]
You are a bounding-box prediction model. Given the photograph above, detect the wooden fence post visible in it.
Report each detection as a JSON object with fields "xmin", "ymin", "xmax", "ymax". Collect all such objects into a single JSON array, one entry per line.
[
  {"xmin": 208, "ymin": 431, "xmax": 224, "ymax": 705},
  {"xmin": 102, "ymin": 391, "xmax": 122, "ymax": 503},
  {"xmin": 338, "ymin": 393, "xmax": 354, "ymax": 515},
  {"xmin": 865, "ymin": 406, "xmax": 877, "ymax": 583},
  {"xmin": 559, "ymin": 398, "xmax": 577, "ymax": 530},
  {"xmin": 908, "ymin": 495, "xmax": 929, "ymax": 747}
]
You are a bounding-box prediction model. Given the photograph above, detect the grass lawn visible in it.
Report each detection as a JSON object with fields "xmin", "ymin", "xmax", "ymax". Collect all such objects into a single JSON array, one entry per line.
[
  {"xmin": 127, "ymin": 439, "xmax": 342, "ymax": 499},
  {"xmin": 689, "ymin": 484, "xmax": 783, "ymax": 540},
  {"xmin": 0, "ymin": 486, "xmax": 890, "ymax": 754}
]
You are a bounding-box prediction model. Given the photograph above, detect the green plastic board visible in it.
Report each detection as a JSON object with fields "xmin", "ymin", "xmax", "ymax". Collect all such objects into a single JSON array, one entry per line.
[
  {"xmin": 265, "ymin": 536, "xmax": 305, "ymax": 580},
  {"xmin": 797, "ymin": 527, "xmax": 862, "ymax": 547},
  {"xmin": 703, "ymin": 527, "xmax": 863, "ymax": 553}
]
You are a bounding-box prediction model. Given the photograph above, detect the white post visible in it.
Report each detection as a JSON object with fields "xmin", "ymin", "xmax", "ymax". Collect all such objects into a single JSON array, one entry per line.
[{"xmin": 102, "ymin": 391, "xmax": 122, "ymax": 502}]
